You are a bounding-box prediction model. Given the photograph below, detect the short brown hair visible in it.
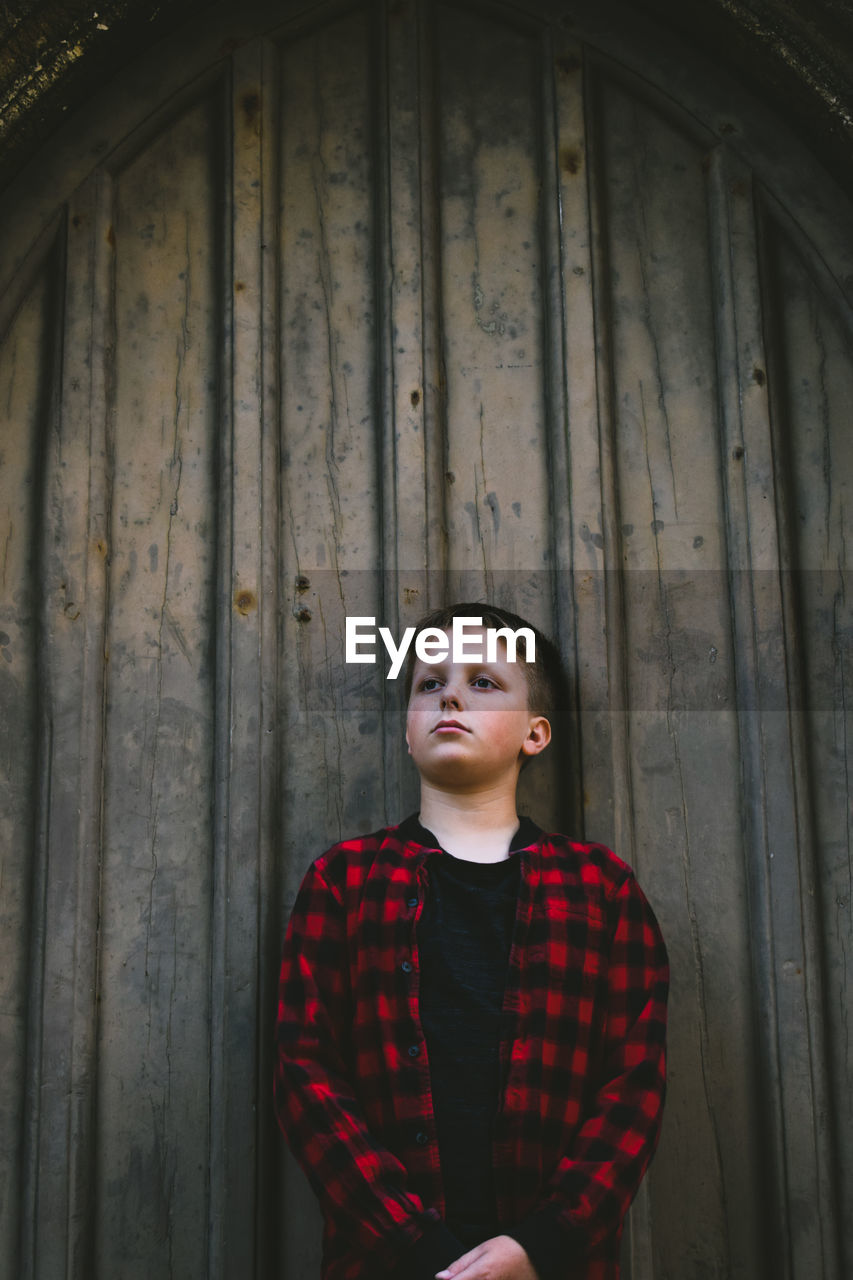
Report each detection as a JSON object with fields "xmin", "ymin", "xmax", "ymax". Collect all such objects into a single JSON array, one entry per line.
[{"xmin": 403, "ymin": 601, "xmax": 565, "ymax": 726}]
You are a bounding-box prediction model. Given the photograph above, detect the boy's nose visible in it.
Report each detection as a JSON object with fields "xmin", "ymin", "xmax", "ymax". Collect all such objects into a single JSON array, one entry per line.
[{"xmin": 440, "ymin": 687, "xmax": 462, "ymax": 709}]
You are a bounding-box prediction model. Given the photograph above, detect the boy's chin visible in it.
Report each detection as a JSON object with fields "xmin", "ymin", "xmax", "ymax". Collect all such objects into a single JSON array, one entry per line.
[
  {"xmin": 416, "ymin": 757, "xmax": 518, "ymax": 791},
  {"xmin": 414, "ymin": 754, "xmax": 476, "ymax": 784}
]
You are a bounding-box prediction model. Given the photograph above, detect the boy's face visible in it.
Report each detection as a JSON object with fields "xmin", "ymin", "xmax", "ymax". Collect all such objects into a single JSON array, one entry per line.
[{"xmin": 405, "ymin": 626, "xmax": 551, "ymax": 790}]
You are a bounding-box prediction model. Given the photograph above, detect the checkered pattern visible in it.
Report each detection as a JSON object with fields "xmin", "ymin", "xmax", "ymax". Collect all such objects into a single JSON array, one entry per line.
[{"xmin": 274, "ymin": 825, "xmax": 668, "ymax": 1279}]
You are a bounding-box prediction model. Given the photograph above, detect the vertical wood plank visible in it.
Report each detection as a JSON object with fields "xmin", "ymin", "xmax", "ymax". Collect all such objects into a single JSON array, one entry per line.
[
  {"xmin": 582, "ymin": 67, "xmax": 658, "ymax": 1280},
  {"xmin": 376, "ymin": 0, "xmax": 433, "ymax": 820},
  {"xmin": 588, "ymin": 71, "xmax": 765, "ymax": 1280},
  {"xmin": 209, "ymin": 38, "xmax": 280, "ymax": 1280},
  {"xmin": 538, "ymin": 34, "xmax": 595, "ymax": 841},
  {"xmin": 275, "ymin": 10, "xmax": 382, "ymax": 1273},
  {"xmin": 277, "ymin": 3, "xmax": 383, "ymax": 882},
  {"xmin": 434, "ymin": 3, "xmax": 551, "ymax": 595},
  {"xmin": 379, "ymin": 0, "xmax": 431, "ymax": 587},
  {"xmin": 25, "ymin": 176, "xmax": 111, "ymax": 1280},
  {"xmin": 766, "ymin": 224, "xmax": 853, "ymax": 1276},
  {"xmin": 548, "ymin": 38, "xmax": 611, "ymax": 838},
  {"xmin": 0, "ymin": 237, "xmax": 61, "ymax": 1280},
  {"xmin": 754, "ymin": 201, "xmax": 848, "ymax": 1278},
  {"xmin": 94, "ymin": 95, "xmax": 220, "ymax": 1280},
  {"xmin": 710, "ymin": 151, "xmax": 841, "ymax": 1279}
]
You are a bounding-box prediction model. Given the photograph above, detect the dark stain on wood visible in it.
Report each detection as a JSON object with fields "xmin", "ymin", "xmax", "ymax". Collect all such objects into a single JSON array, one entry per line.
[
  {"xmin": 561, "ymin": 146, "xmax": 582, "ymax": 175},
  {"xmin": 235, "ymin": 589, "xmax": 257, "ymax": 615},
  {"xmin": 241, "ymin": 91, "xmax": 260, "ymax": 130},
  {"xmin": 555, "ymin": 53, "xmax": 581, "ymax": 76}
]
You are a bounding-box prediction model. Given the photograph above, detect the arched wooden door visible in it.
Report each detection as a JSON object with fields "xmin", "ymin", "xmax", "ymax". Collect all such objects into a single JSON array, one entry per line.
[{"xmin": 1, "ymin": 1, "xmax": 850, "ymax": 1277}]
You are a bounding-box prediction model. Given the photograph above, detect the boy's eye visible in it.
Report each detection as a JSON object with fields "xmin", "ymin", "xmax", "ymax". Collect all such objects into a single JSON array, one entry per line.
[
  {"xmin": 418, "ymin": 677, "xmax": 443, "ymax": 692},
  {"xmin": 472, "ymin": 675, "xmax": 497, "ymax": 689}
]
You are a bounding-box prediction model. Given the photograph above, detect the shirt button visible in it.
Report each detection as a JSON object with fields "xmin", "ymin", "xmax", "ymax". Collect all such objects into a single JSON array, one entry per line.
[
  {"xmin": 415, "ymin": 1131, "xmax": 429, "ymax": 1145},
  {"xmin": 401, "ymin": 960, "xmax": 412, "ymax": 973},
  {"xmin": 408, "ymin": 1044, "xmax": 420, "ymax": 1057}
]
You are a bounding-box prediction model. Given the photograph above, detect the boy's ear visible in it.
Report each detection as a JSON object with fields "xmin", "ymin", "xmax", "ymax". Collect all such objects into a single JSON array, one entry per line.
[{"xmin": 521, "ymin": 715, "xmax": 551, "ymax": 758}]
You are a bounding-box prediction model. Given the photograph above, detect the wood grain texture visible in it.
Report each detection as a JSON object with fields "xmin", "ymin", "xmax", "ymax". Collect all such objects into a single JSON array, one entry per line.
[
  {"xmin": 94, "ymin": 96, "xmax": 219, "ymax": 1279},
  {"xmin": 0, "ymin": 3, "xmax": 850, "ymax": 1277},
  {"xmin": 0, "ymin": 242, "xmax": 58, "ymax": 1280}
]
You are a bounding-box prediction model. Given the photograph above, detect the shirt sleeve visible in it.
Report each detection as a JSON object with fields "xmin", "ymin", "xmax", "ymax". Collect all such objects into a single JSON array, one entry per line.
[
  {"xmin": 509, "ymin": 869, "xmax": 669, "ymax": 1263},
  {"xmin": 273, "ymin": 857, "xmax": 457, "ymax": 1271}
]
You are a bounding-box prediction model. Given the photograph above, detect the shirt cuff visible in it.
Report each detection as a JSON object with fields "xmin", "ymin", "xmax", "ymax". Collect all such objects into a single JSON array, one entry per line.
[
  {"xmin": 392, "ymin": 1221, "xmax": 467, "ymax": 1280},
  {"xmin": 505, "ymin": 1206, "xmax": 576, "ymax": 1280}
]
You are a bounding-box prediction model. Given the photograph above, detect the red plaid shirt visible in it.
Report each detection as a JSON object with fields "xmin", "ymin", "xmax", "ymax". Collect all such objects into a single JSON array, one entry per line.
[{"xmin": 274, "ymin": 822, "xmax": 668, "ymax": 1280}]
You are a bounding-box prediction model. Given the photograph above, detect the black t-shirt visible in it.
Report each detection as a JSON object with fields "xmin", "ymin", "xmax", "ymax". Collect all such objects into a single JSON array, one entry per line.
[{"xmin": 399, "ymin": 813, "xmax": 542, "ymax": 1242}]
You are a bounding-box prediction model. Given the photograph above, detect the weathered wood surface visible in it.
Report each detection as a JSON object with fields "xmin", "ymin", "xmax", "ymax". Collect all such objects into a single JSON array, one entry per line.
[{"xmin": 0, "ymin": 2, "xmax": 851, "ymax": 1278}]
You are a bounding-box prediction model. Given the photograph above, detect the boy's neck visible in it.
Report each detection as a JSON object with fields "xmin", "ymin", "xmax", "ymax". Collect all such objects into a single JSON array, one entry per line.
[{"xmin": 417, "ymin": 785, "xmax": 521, "ymax": 863}]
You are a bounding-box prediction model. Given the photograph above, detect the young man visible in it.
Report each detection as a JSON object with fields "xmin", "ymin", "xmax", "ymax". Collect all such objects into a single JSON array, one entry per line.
[{"xmin": 274, "ymin": 604, "xmax": 668, "ymax": 1280}]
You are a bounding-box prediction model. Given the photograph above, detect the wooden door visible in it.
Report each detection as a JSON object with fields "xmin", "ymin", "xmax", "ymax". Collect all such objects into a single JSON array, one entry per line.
[{"xmin": 1, "ymin": 1, "xmax": 850, "ymax": 1276}]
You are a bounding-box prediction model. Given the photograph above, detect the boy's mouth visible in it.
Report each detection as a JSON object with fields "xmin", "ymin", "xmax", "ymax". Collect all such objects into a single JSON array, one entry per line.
[{"xmin": 432, "ymin": 719, "xmax": 470, "ymax": 733}]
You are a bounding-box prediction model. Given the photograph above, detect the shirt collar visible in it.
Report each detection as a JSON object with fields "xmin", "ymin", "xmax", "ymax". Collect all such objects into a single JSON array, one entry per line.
[{"xmin": 396, "ymin": 811, "xmax": 542, "ymax": 854}]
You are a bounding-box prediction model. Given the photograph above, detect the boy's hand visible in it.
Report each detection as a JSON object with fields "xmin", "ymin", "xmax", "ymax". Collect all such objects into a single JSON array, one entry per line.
[{"xmin": 435, "ymin": 1235, "xmax": 540, "ymax": 1280}]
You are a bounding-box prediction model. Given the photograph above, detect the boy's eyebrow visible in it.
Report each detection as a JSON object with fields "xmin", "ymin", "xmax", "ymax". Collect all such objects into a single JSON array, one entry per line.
[{"xmin": 411, "ymin": 657, "xmax": 513, "ymax": 676}]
